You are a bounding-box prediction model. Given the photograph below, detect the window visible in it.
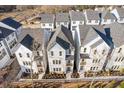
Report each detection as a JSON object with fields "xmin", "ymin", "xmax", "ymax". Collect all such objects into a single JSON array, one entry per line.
[
  {"xmin": 49, "ymin": 23, "xmax": 52, "ymax": 26},
  {"xmin": 94, "ymin": 50, "xmax": 97, "ymax": 54},
  {"xmin": 67, "ymin": 67, "xmax": 71, "ymax": 71},
  {"xmin": 59, "ymin": 51, "xmax": 62, "ymax": 56},
  {"xmin": 56, "ymin": 68, "xmax": 58, "ymax": 71},
  {"xmin": 104, "ymin": 19, "xmax": 107, "ymax": 22},
  {"xmin": 88, "ymin": 20, "xmax": 91, "ymax": 23},
  {"xmin": 37, "ymin": 52, "xmax": 40, "ymax": 56},
  {"xmin": 23, "ymin": 61, "xmax": 25, "ymax": 65},
  {"xmin": 80, "ymin": 66, "xmax": 83, "ymax": 70},
  {"xmin": 118, "ymin": 48, "xmax": 122, "ymax": 53},
  {"xmin": 53, "ymin": 68, "xmax": 56, "ymax": 71},
  {"xmin": 27, "ymin": 53, "xmax": 30, "ymax": 58},
  {"xmin": 42, "ymin": 23, "xmax": 45, "ymax": 26},
  {"xmin": 68, "ymin": 60, "xmax": 71, "ymax": 64},
  {"xmin": 93, "ymin": 67, "xmax": 95, "ymax": 70},
  {"xmin": 51, "ymin": 51, "xmax": 54, "ymax": 56},
  {"xmin": 72, "ymin": 26, "xmax": 77, "ymax": 31},
  {"xmin": 69, "ymin": 49, "xmax": 71, "ymax": 54},
  {"xmin": 90, "ymin": 67, "xmax": 93, "ymax": 70},
  {"xmin": 19, "ymin": 53, "xmax": 22, "ymax": 57},
  {"xmin": 56, "ymin": 60, "xmax": 58, "ymax": 64},
  {"xmin": 80, "ymin": 21, "xmax": 83, "ymax": 24},
  {"xmin": 84, "ymin": 48, "xmax": 87, "ymax": 52},
  {"xmin": 0, "ymin": 43, "xmax": 2, "ymax": 47},
  {"xmin": 96, "ymin": 67, "xmax": 98, "ymax": 70},
  {"xmin": 59, "ymin": 68, "xmax": 61, "ymax": 71},
  {"xmin": 118, "ymin": 57, "xmax": 121, "ymax": 62},
  {"xmin": 115, "ymin": 57, "xmax": 118, "ymax": 62},
  {"xmin": 73, "ymin": 21, "xmax": 76, "ymax": 24},
  {"xmin": 92, "ymin": 59, "xmax": 95, "ymax": 63},
  {"xmin": 98, "ymin": 59, "xmax": 101, "ymax": 63},
  {"xmin": 64, "ymin": 22, "xmax": 67, "ymax": 25},
  {"xmin": 59, "ymin": 60, "xmax": 61, "ymax": 64},
  {"xmin": 53, "ymin": 60, "xmax": 55, "ymax": 64},
  {"xmin": 102, "ymin": 49, "xmax": 105, "ymax": 54},
  {"xmin": 121, "ymin": 57, "xmax": 124, "ymax": 61},
  {"xmin": 95, "ymin": 20, "xmax": 98, "ymax": 23},
  {"xmin": 25, "ymin": 69, "xmax": 28, "ymax": 72}
]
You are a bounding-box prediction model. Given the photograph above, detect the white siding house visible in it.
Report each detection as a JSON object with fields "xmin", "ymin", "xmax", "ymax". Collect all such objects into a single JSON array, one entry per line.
[
  {"xmin": 101, "ymin": 11, "xmax": 116, "ymax": 25},
  {"xmin": 105, "ymin": 23, "xmax": 124, "ymax": 71},
  {"xmin": 0, "ymin": 17, "xmax": 22, "ymax": 36},
  {"xmin": 78, "ymin": 25, "xmax": 111, "ymax": 72},
  {"xmin": 69, "ymin": 10, "xmax": 85, "ymax": 39},
  {"xmin": 84, "ymin": 10, "xmax": 100, "ymax": 25},
  {"xmin": 47, "ymin": 25, "xmax": 75, "ymax": 74},
  {"xmin": 41, "ymin": 14, "xmax": 55, "ymax": 31},
  {"xmin": 55, "ymin": 13, "xmax": 70, "ymax": 28},
  {"xmin": 15, "ymin": 35, "xmax": 44, "ymax": 74},
  {"xmin": 0, "ymin": 40, "xmax": 10, "ymax": 68},
  {"xmin": 111, "ymin": 7, "xmax": 124, "ymax": 23}
]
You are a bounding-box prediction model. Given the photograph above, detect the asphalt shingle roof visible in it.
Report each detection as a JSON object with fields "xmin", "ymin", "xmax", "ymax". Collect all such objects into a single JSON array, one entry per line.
[
  {"xmin": 85, "ymin": 10, "xmax": 100, "ymax": 20},
  {"xmin": 115, "ymin": 7, "xmax": 124, "ymax": 18},
  {"xmin": 104, "ymin": 22, "xmax": 124, "ymax": 47},
  {"xmin": 41, "ymin": 13, "xmax": 54, "ymax": 23},
  {"xmin": 69, "ymin": 11, "xmax": 85, "ymax": 21},
  {"xmin": 1, "ymin": 17, "xmax": 22, "ymax": 29},
  {"xmin": 102, "ymin": 11, "xmax": 116, "ymax": 19},
  {"xmin": 56, "ymin": 13, "xmax": 69, "ymax": 22},
  {"xmin": 0, "ymin": 26, "xmax": 14, "ymax": 39},
  {"xmin": 20, "ymin": 34, "xmax": 34, "ymax": 50}
]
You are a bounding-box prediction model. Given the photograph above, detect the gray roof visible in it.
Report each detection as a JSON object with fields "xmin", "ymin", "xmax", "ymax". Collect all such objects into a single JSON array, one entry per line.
[
  {"xmin": 69, "ymin": 11, "xmax": 85, "ymax": 21},
  {"xmin": 79, "ymin": 25, "xmax": 102, "ymax": 46},
  {"xmin": 56, "ymin": 13, "xmax": 69, "ymax": 22},
  {"xmin": 90, "ymin": 39, "xmax": 104, "ymax": 49},
  {"xmin": 101, "ymin": 11, "xmax": 116, "ymax": 19},
  {"xmin": 104, "ymin": 22, "xmax": 124, "ymax": 47},
  {"xmin": 47, "ymin": 25, "xmax": 74, "ymax": 50},
  {"xmin": 18, "ymin": 28, "xmax": 43, "ymax": 50},
  {"xmin": 41, "ymin": 13, "xmax": 54, "ymax": 23},
  {"xmin": 85, "ymin": 10, "xmax": 100, "ymax": 20},
  {"xmin": 66, "ymin": 55, "xmax": 74, "ymax": 60},
  {"xmin": 0, "ymin": 26, "xmax": 14, "ymax": 39},
  {"xmin": 115, "ymin": 7, "xmax": 124, "ymax": 18}
]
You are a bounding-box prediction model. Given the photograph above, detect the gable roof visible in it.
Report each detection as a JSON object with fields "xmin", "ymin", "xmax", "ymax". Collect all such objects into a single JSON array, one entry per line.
[
  {"xmin": 79, "ymin": 25, "xmax": 112, "ymax": 47},
  {"xmin": 102, "ymin": 11, "xmax": 116, "ymax": 19},
  {"xmin": 85, "ymin": 10, "xmax": 100, "ymax": 20},
  {"xmin": 1, "ymin": 17, "xmax": 22, "ymax": 29},
  {"xmin": 115, "ymin": 7, "xmax": 124, "ymax": 18},
  {"xmin": 69, "ymin": 11, "xmax": 85, "ymax": 21},
  {"xmin": 41, "ymin": 13, "xmax": 54, "ymax": 23},
  {"xmin": 56, "ymin": 13, "xmax": 69, "ymax": 22},
  {"xmin": 56, "ymin": 37, "xmax": 70, "ymax": 50},
  {"xmin": 0, "ymin": 26, "xmax": 14, "ymax": 39},
  {"xmin": 47, "ymin": 25, "xmax": 74, "ymax": 50},
  {"xmin": 104, "ymin": 22, "xmax": 124, "ymax": 47},
  {"xmin": 20, "ymin": 34, "xmax": 34, "ymax": 50}
]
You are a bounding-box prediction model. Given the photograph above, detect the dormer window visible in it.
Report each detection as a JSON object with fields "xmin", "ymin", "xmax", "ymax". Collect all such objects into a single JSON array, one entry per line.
[
  {"xmin": 94, "ymin": 50, "xmax": 97, "ymax": 54},
  {"xmin": 73, "ymin": 21, "xmax": 76, "ymax": 24},
  {"xmin": 42, "ymin": 23, "xmax": 45, "ymax": 26},
  {"xmin": 51, "ymin": 51, "xmax": 54, "ymax": 56},
  {"xmin": 95, "ymin": 20, "xmax": 98, "ymax": 23},
  {"xmin": 118, "ymin": 48, "xmax": 122, "ymax": 53},
  {"xmin": 84, "ymin": 48, "xmax": 87, "ymax": 52}
]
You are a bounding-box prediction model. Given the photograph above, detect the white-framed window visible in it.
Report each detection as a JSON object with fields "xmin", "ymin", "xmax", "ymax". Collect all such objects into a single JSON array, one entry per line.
[
  {"xmin": 27, "ymin": 53, "xmax": 30, "ymax": 58},
  {"xmin": 59, "ymin": 68, "xmax": 61, "ymax": 71},
  {"xmin": 59, "ymin": 60, "xmax": 61, "ymax": 64},
  {"xmin": 118, "ymin": 48, "xmax": 122, "ymax": 53},
  {"xmin": 59, "ymin": 51, "xmax": 62, "ymax": 56},
  {"xmin": 53, "ymin": 60, "xmax": 55, "ymax": 64},
  {"xmin": 84, "ymin": 48, "xmax": 87, "ymax": 52},
  {"xmin": 19, "ymin": 53, "xmax": 22, "ymax": 57},
  {"xmin": 73, "ymin": 21, "xmax": 76, "ymax": 24},
  {"xmin": 51, "ymin": 51, "xmax": 54, "ymax": 56}
]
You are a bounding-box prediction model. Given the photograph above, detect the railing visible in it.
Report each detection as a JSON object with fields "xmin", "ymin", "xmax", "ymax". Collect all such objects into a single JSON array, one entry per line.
[
  {"xmin": 66, "ymin": 63, "xmax": 73, "ymax": 66},
  {"xmin": 80, "ymin": 62, "xmax": 86, "ymax": 65}
]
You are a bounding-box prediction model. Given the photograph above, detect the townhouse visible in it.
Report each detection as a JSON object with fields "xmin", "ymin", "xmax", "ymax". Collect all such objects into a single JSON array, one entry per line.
[
  {"xmin": 0, "ymin": 36, "xmax": 10, "ymax": 69},
  {"xmin": 78, "ymin": 25, "xmax": 112, "ymax": 72},
  {"xmin": 69, "ymin": 10, "xmax": 85, "ymax": 39},
  {"xmin": 101, "ymin": 11, "xmax": 116, "ymax": 25},
  {"xmin": 0, "ymin": 27, "xmax": 18, "ymax": 55},
  {"xmin": 0, "ymin": 17, "xmax": 22, "ymax": 36},
  {"xmin": 55, "ymin": 13, "xmax": 70, "ymax": 28},
  {"xmin": 47, "ymin": 25, "xmax": 75, "ymax": 74},
  {"xmin": 41, "ymin": 13, "xmax": 55, "ymax": 31},
  {"xmin": 84, "ymin": 10, "xmax": 100, "ymax": 25},
  {"xmin": 15, "ymin": 29, "xmax": 45, "ymax": 74},
  {"xmin": 111, "ymin": 7, "xmax": 124, "ymax": 23},
  {"xmin": 105, "ymin": 23, "xmax": 124, "ymax": 71}
]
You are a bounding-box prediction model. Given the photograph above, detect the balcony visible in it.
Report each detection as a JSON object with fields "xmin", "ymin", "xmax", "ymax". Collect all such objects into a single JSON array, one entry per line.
[
  {"xmin": 80, "ymin": 62, "xmax": 86, "ymax": 66},
  {"xmin": 66, "ymin": 63, "xmax": 73, "ymax": 66}
]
